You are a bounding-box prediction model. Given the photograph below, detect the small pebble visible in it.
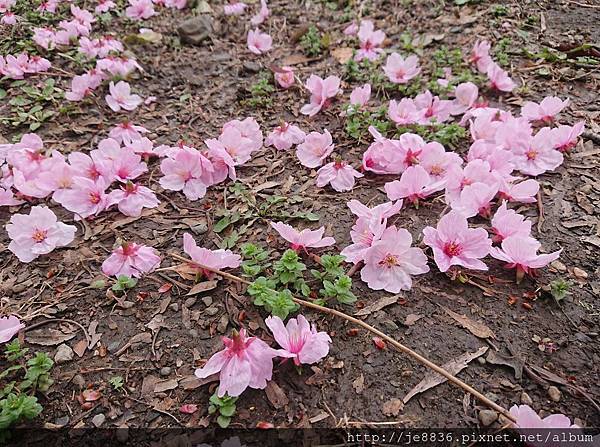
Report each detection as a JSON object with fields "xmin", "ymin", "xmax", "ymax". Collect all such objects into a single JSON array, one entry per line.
[
  {"xmin": 202, "ymin": 296, "xmax": 213, "ymax": 307},
  {"xmin": 54, "ymin": 344, "xmax": 74, "ymax": 364},
  {"xmin": 520, "ymin": 392, "xmax": 533, "ymax": 405},
  {"xmin": 160, "ymin": 367, "xmax": 172, "ymax": 377},
  {"xmin": 548, "ymin": 386, "xmax": 561, "ymax": 402},
  {"xmin": 169, "ymin": 303, "xmax": 179, "ymax": 312},
  {"xmin": 91, "ymin": 413, "xmax": 106, "ymax": 428},
  {"xmin": 205, "ymin": 306, "xmax": 219, "ymax": 316},
  {"xmin": 72, "ymin": 374, "xmax": 86, "ymax": 389},
  {"xmin": 572, "ymin": 267, "xmax": 588, "ymax": 280},
  {"xmin": 550, "ymin": 260, "xmax": 567, "ymax": 272},
  {"xmin": 478, "ymin": 410, "xmax": 498, "ymax": 427}
]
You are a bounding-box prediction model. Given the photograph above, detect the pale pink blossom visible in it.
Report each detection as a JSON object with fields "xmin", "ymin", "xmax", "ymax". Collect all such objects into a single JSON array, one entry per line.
[
  {"xmin": 490, "ymin": 201, "xmax": 531, "ymax": 243},
  {"xmin": 384, "ymin": 165, "xmax": 446, "ymax": 206},
  {"xmin": 223, "ymin": 1, "xmax": 247, "ymax": 15},
  {"xmin": 222, "ymin": 117, "xmax": 263, "ymax": 156},
  {"xmin": 96, "ymin": 56, "xmax": 141, "ymax": 77},
  {"xmin": 414, "ymin": 90, "xmax": 452, "ymax": 123},
  {"xmin": 125, "ymin": 0, "xmax": 156, "ymax": 20},
  {"xmin": 341, "ymin": 216, "xmax": 387, "ymax": 264},
  {"xmin": 509, "ymin": 405, "xmax": 579, "ymax": 430},
  {"xmin": 512, "ymin": 128, "xmax": 564, "ymax": 176},
  {"xmin": 498, "ymin": 178, "xmax": 539, "ymax": 203},
  {"xmin": 494, "ymin": 116, "xmax": 533, "ymax": 152},
  {"xmin": 349, "ymin": 83, "xmax": 371, "ymax": 107},
  {"xmin": 209, "ymin": 125, "xmax": 256, "ymax": 166},
  {"xmin": 361, "ymin": 226, "xmax": 429, "ymax": 293},
  {"xmin": 0, "ymin": 188, "xmax": 23, "ymax": 206},
  {"xmin": 159, "ymin": 147, "xmax": 213, "ymax": 200},
  {"xmin": 470, "ymin": 113, "xmax": 502, "ymax": 142},
  {"xmin": 316, "ymin": 160, "xmax": 363, "ymax": 192},
  {"xmin": 266, "ymin": 315, "xmax": 331, "ymax": 366},
  {"xmin": 65, "ymin": 73, "xmax": 98, "ymax": 101},
  {"xmin": 343, "ymin": 21, "xmax": 358, "ymax": 36},
  {"xmin": 265, "ymin": 122, "xmax": 305, "ymax": 151},
  {"xmin": 347, "ymin": 199, "xmax": 403, "ymax": 221},
  {"xmin": 203, "ymin": 140, "xmax": 237, "ymax": 183},
  {"xmin": 106, "ymin": 81, "xmax": 143, "ymax": 112},
  {"xmin": 194, "ymin": 328, "xmax": 280, "ymax": 397},
  {"xmin": 521, "ymin": 96, "xmax": 569, "ymax": 123},
  {"xmin": 362, "ymin": 127, "xmax": 405, "ymax": 175},
  {"xmin": 487, "ymin": 62, "xmax": 516, "ymax": 92},
  {"xmin": 107, "ymin": 181, "xmax": 159, "ymax": 217},
  {"xmin": 109, "ymin": 121, "xmax": 148, "ymax": 145},
  {"xmin": 96, "ymin": 0, "xmax": 117, "ymax": 13},
  {"xmin": 36, "ymin": 156, "xmax": 77, "ymax": 201},
  {"xmin": 419, "ymin": 142, "xmax": 463, "ymax": 181},
  {"xmin": 6, "ymin": 205, "xmax": 76, "ymax": 263},
  {"xmin": 388, "ymin": 98, "xmax": 422, "ymax": 125},
  {"xmin": 247, "ymin": 29, "xmax": 272, "ymax": 55},
  {"xmin": 469, "ymin": 40, "xmax": 492, "ymax": 73},
  {"xmin": 71, "ymin": 5, "xmax": 96, "ymax": 26},
  {"xmin": 38, "ymin": 0, "xmax": 58, "ymax": 13},
  {"xmin": 450, "ymin": 182, "xmax": 499, "ymax": 218},
  {"xmin": 551, "ymin": 122, "xmax": 585, "ymax": 153},
  {"xmin": 300, "ymin": 75, "xmax": 341, "ymax": 116},
  {"xmin": 102, "ymin": 242, "xmax": 161, "ymax": 277},
  {"xmin": 450, "ymin": 82, "xmax": 478, "ymax": 115},
  {"xmin": 33, "ymin": 27, "xmax": 57, "ymax": 50},
  {"xmin": 383, "ymin": 53, "xmax": 420, "ymax": 84},
  {"xmin": 295, "ymin": 129, "xmax": 334, "ymax": 168},
  {"xmin": 0, "ymin": 0, "xmax": 15, "ymax": 13},
  {"xmin": 355, "ymin": 20, "xmax": 385, "ymax": 61},
  {"xmin": 0, "ymin": 316, "xmax": 24, "ymax": 343},
  {"xmin": 274, "ymin": 66, "xmax": 294, "ymax": 89},
  {"xmin": 436, "ymin": 67, "xmax": 452, "ymax": 88},
  {"xmin": 444, "ymin": 159, "xmax": 495, "ymax": 204},
  {"xmin": 270, "ymin": 222, "xmax": 335, "ymax": 251},
  {"xmin": 490, "ymin": 236, "xmax": 561, "ymax": 282},
  {"xmin": 55, "ymin": 177, "xmax": 110, "ymax": 219},
  {"xmin": 423, "ymin": 211, "xmax": 491, "ymax": 272},
  {"xmin": 250, "ymin": 0, "xmax": 269, "ymax": 25},
  {"xmin": 1, "ymin": 11, "xmax": 19, "ymax": 25},
  {"xmin": 183, "ymin": 232, "xmax": 241, "ymax": 277},
  {"xmin": 110, "ymin": 149, "xmax": 148, "ymax": 182},
  {"xmin": 165, "ymin": 0, "xmax": 187, "ymax": 8},
  {"xmin": 126, "ymin": 137, "xmax": 164, "ymax": 159}
]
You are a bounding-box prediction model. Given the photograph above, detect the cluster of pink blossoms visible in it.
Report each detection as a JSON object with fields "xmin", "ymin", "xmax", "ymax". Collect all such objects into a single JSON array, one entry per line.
[
  {"xmin": 195, "ymin": 314, "xmax": 330, "ymax": 397},
  {"xmin": 125, "ymin": 0, "xmax": 187, "ymax": 20},
  {"xmin": 0, "ymin": 53, "xmax": 51, "ymax": 79}
]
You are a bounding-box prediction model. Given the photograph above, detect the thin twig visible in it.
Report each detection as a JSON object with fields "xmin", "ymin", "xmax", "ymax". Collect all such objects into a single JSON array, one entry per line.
[{"xmin": 168, "ymin": 252, "xmax": 517, "ymax": 423}]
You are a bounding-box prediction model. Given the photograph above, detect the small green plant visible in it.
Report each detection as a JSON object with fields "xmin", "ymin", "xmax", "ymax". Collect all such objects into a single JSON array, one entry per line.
[
  {"xmin": 320, "ymin": 274, "xmax": 357, "ymax": 305},
  {"xmin": 311, "ymin": 255, "xmax": 345, "ymax": 281},
  {"xmin": 549, "ymin": 279, "xmax": 571, "ymax": 302},
  {"xmin": 111, "ymin": 275, "xmax": 137, "ymax": 293},
  {"xmin": 240, "ymin": 243, "xmax": 270, "ymax": 277},
  {"xmin": 109, "ymin": 376, "xmax": 124, "ymax": 391},
  {"xmin": 241, "ymin": 74, "xmax": 275, "ymax": 108},
  {"xmin": 300, "ymin": 26, "xmax": 323, "ymax": 56},
  {"xmin": 208, "ymin": 390, "xmax": 238, "ymax": 428},
  {"xmin": 494, "ymin": 38, "xmax": 512, "ymax": 66},
  {"xmin": 248, "ymin": 276, "xmax": 299, "ymax": 319},
  {"xmin": 395, "ymin": 123, "xmax": 468, "ymax": 148},
  {"xmin": 345, "ymin": 105, "xmax": 390, "ymax": 141},
  {"xmin": 491, "ymin": 4, "xmax": 509, "ymax": 16},
  {"xmin": 0, "ymin": 340, "xmax": 53, "ymax": 439}
]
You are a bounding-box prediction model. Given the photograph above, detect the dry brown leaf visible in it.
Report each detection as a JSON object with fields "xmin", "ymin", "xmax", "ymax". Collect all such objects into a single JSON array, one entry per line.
[
  {"xmin": 73, "ymin": 339, "xmax": 87, "ymax": 358},
  {"xmin": 179, "ymin": 374, "xmax": 218, "ymax": 390},
  {"xmin": 352, "ymin": 374, "xmax": 365, "ymax": 394},
  {"xmin": 382, "ymin": 398, "xmax": 404, "ymax": 417},
  {"xmin": 281, "ymin": 53, "xmax": 312, "ymax": 65},
  {"xmin": 265, "ymin": 381, "xmax": 289, "ymax": 409},
  {"xmin": 186, "ymin": 280, "xmax": 218, "ymax": 296},
  {"xmin": 153, "ymin": 378, "xmax": 179, "ymax": 393},
  {"xmin": 441, "ymin": 306, "xmax": 495, "ymax": 339},
  {"xmin": 331, "ymin": 47, "xmax": 353, "ymax": 64},
  {"xmin": 403, "ymin": 346, "xmax": 488, "ymax": 404},
  {"xmin": 354, "ymin": 294, "xmax": 399, "ymax": 316},
  {"xmin": 26, "ymin": 329, "xmax": 76, "ymax": 346},
  {"xmin": 404, "ymin": 314, "xmax": 424, "ymax": 326},
  {"xmin": 252, "ymin": 181, "xmax": 280, "ymax": 193}
]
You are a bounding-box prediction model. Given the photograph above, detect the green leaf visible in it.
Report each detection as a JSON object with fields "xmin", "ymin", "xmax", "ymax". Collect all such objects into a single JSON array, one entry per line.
[
  {"xmin": 219, "ymin": 404, "xmax": 236, "ymax": 417},
  {"xmin": 213, "ymin": 216, "xmax": 231, "ymax": 233},
  {"xmin": 216, "ymin": 415, "xmax": 231, "ymax": 428}
]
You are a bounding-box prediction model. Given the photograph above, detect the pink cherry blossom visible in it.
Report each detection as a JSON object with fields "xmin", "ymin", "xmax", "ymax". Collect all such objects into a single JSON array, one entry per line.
[
  {"xmin": 36, "ymin": 156, "xmax": 77, "ymax": 201},
  {"xmin": 67, "ymin": 151, "xmax": 111, "ymax": 183},
  {"xmin": 388, "ymin": 98, "xmax": 422, "ymax": 125},
  {"xmin": 361, "ymin": 226, "xmax": 429, "ymax": 293},
  {"xmin": 102, "ymin": 242, "xmax": 160, "ymax": 278},
  {"xmin": 394, "ymin": 133, "xmax": 429, "ymax": 172},
  {"xmin": 223, "ymin": 1, "xmax": 247, "ymax": 15},
  {"xmin": 469, "ymin": 40, "xmax": 493, "ymax": 73},
  {"xmin": 498, "ymin": 178, "xmax": 539, "ymax": 203},
  {"xmin": 126, "ymin": 137, "xmax": 164, "ymax": 159},
  {"xmin": 6, "ymin": 205, "xmax": 76, "ymax": 263},
  {"xmin": 490, "ymin": 201, "xmax": 531, "ymax": 243},
  {"xmin": 316, "ymin": 160, "xmax": 363, "ymax": 192},
  {"xmin": 165, "ymin": 0, "xmax": 187, "ymax": 8},
  {"xmin": 522, "ymin": 96, "xmax": 569, "ymax": 123},
  {"xmin": 71, "ymin": 5, "xmax": 96, "ymax": 26},
  {"xmin": 1, "ymin": 11, "xmax": 19, "ymax": 25},
  {"xmin": 194, "ymin": 328, "xmax": 280, "ymax": 397},
  {"xmin": 270, "ymin": 222, "xmax": 335, "ymax": 251},
  {"xmin": 383, "ymin": 53, "xmax": 420, "ymax": 84},
  {"xmin": 450, "ymin": 182, "xmax": 499, "ymax": 218},
  {"xmin": 110, "ymin": 149, "xmax": 148, "ymax": 182},
  {"xmin": 266, "ymin": 315, "xmax": 331, "ymax": 366},
  {"xmin": 265, "ymin": 122, "xmax": 305, "ymax": 151},
  {"xmin": 450, "ymin": 82, "xmax": 479, "ymax": 115},
  {"xmin": 107, "ymin": 181, "xmax": 159, "ymax": 217},
  {"xmin": 250, "ymin": 0, "xmax": 269, "ymax": 25},
  {"xmin": 159, "ymin": 147, "xmax": 213, "ymax": 200},
  {"xmin": 222, "ymin": 117, "xmax": 263, "ymax": 157},
  {"xmin": 349, "ymin": 83, "xmax": 370, "ymax": 107},
  {"xmin": 203, "ymin": 140, "xmax": 237, "ymax": 183},
  {"xmin": 384, "ymin": 165, "xmax": 446, "ymax": 206},
  {"xmin": 444, "ymin": 159, "xmax": 495, "ymax": 204},
  {"xmin": 208, "ymin": 126, "xmax": 254, "ymax": 166},
  {"xmin": 96, "ymin": 0, "xmax": 117, "ymax": 13},
  {"xmin": 0, "ymin": 188, "xmax": 23, "ymax": 207},
  {"xmin": 0, "ymin": 316, "xmax": 24, "ymax": 343},
  {"xmin": 33, "ymin": 27, "xmax": 57, "ymax": 50},
  {"xmin": 347, "ymin": 199, "xmax": 403, "ymax": 221},
  {"xmin": 300, "ymin": 74, "xmax": 341, "ymax": 116},
  {"xmin": 274, "ymin": 66, "xmax": 294, "ymax": 88},
  {"xmin": 355, "ymin": 20, "xmax": 385, "ymax": 62},
  {"xmin": 419, "ymin": 142, "xmax": 463, "ymax": 181},
  {"xmin": 343, "ymin": 21, "xmax": 358, "ymax": 36},
  {"xmin": 65, "ymin": 73, "xmax": 98, "ymax": 101},
  {"xmin": 487, "ymin": 62, "xmax": 516, "ymax": 92},
  {"xmin": 414, "ymin": 90, "xmax": 452, "ymax": 123},
  {"xmin": 106, "ymin": 81, "xmax": 143, "ymax": 112},
  {"xmin": 96, "ymin": 56, "xmax": 141, "ymax": 77},
  {"xmin": 125, "ymin": 0, "xmax": 156, "ymax": 20},
  {"xmin": 109, "ymin": 121, "xmax": 149, "ymax": 145},
  {"xmin": 55, "ymin": 177, "xmax": 110, "ymax": 219},
  {"xmin": 0, "ymin": 0, "xmax": 15, "ymax": 13},
  {"xmin": 509, "ymin": 405, "xmax": 579, "ymax": 430},
  {"xmin": 362, "ymin": 127, "xmax": 405, "ymax": 174},
  {"xmin": 247, "ymin": 29, "xmax": 272, "ymax": 55},
  {"xmin": 183, "ymin": 232, "xmax": 241, "ymax": 278},
  {"xmin": 490, "ymin": 236, "xmax": 561, "ymax": 282},
  {"xmin": 341, "ymin": 215, "xmax": 387, "ymax": 264},
  {"xmin": 295, "ymin": 129, "xmax": 334, "ymax": 168},
  {"xmin": 423, "ymin": 210, "xmax": 491, "ymax": 272},
  {"xmin": 512, "ymin": 128, "xmax": 564, "ymax": 176},
  {"xmin": 436, "ymin": 67, "xmax": 452, "ymax": 88},
  {"xmin": 551, "ymin": 122, "xmax": 585, "ymax": 153},
  {"xmin": 469, "ymin": 113, "xmax": 502, "ymax": 142}
]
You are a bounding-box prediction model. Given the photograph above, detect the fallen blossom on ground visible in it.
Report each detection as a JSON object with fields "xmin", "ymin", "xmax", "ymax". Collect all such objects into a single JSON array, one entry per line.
[
  {"xmin": 274, "ymin": 66, "xmax": 294, "ymax": 88},
  {"xmin": 490, "ymin": 201, "xmax": 532, "ymax": 243},
  {"xmin": 107, "ymin": 181, "xmax": 160, "ymax": 217},
  {"xmin": 383, "ymin": 53, "xmax": 420, "ymax": 84},
  {"xmin": 316, "ymin": 160, "xmax": 363, "ymax": 192},
  {"xmin": 265, "ymin": 315, "xmax": 331, "ymax": 365},
  {"xmin": 223, "ymin": 1, "xmax": 247, "ymax": 15},
  {"xmin": 250, "ymin": 0, "xmax": 269, "ymax": 25},
  {"xmin": 247, "ymin": 29, "xmax": 272, "ymax": 55},
  {"xmin": 349, "ymin": 83, "xmax": 371, "ymax": 107},
  {"xmin": 125, "ymin": 0, "xmax": 156, "ymax": 20},
  {"xmin": 385, "ymin": 165, "xmax": 446, "ymax": 206},
  {"xmin": 489, "ymin": 236, "xmax": 561, "ymax": 282},
  {"xmin": 106, "ymin": 81, "xmax": 143, "ymax": 112},
  {"xmin": 521, "ymin": 96, "xmax": 569, "ymax": 123},
  {"xmin": 270, "ymin": 222, "xmax": 335, "ymax": 251},
  {"xmin": 300, "ymin": 75, "xmax": 341, "ymax": 116},
  {"xmin": 0, "ymin": 316, "xmax": 25, "ymax": 344},
  {"xmin": 355, "ymin": 20, "xmax": 385, "ymax": 62},
  {"xmin": 265, "ymin": 122, "xmax": 305, "ymax": 151},
  {"xmin": 509, "ymin": 405, "xmax": 579, "ymax": 429},
  {"xmin": 6, "ymin": 205, "xmax": 76, "ymax": 263},
  {"xmin": 102, "ymin": 242, "xmax": 161, "ymax": 277},
  {"xmin": 295, "ymin": 129, "xmax": 334, "ymax": 168},
  {"xmin": 183, "ymin": 232, "xmax": 241, "ymax": 278},
  {"xmin": 487, "ymin": 62, "xmax": 516, "ymax": 92}
]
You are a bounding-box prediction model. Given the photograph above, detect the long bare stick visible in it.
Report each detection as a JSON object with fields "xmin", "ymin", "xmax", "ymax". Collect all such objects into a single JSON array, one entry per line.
[{"xmin": 168, "ymin": 252, "xmax": 516, "ymax": 422}]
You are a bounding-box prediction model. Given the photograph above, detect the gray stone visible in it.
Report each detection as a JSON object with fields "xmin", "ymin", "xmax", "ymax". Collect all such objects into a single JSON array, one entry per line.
[
  {"xmin": 54, "ymin": 344, "xmax": 74, "ymax": 364},
  {"xmin": 380, "ymin": 319, "xmax": 399, "ymax": 332},
  {"xmin": 55, "ymin": 416, "xmax": 69, "ymax": 427},
  {"xmin": 160, "ymin": 367, "xmax": 172, "ymax": 377},
  {"xmin": 548, "ymin": 386, "xmax": 561, "ymax": 402},
  {"xmin": 205, "ymin": 306, "xmax": 219, "ymax": 316},
  {"xmin": 478, "ymin": 410, "xmax": 498, "ymax": 427},
  {"xmin": 91, "ymin": 413, "xmax": 106, "ymax": 428},
  {"xmin": 217, "ymin": 314, "xmax": 229, "ymax": 333},
  {"xmin": 72, "ymin": 374, "xmax": 86, "ymax": 389},
  {"xmin": 191, "ymin": 222, "xmax": 208, "ymax": 234},
  {"xmin": 242, "ymin": 61, "xmax": 261, "ymax": 73},
  {"xmin": 184, "ymin": 297, "xmax": 196, "ymax": 308},
  {"xmin": 177, "ymin": 16, "xmax": 214, "ymax": 46},
  {"xmin": 202, "ymin": 296, "xmax": 213, "ymax": 307},
  {"xmin": 520, "ymin": 392, "xmax": 533, "ymax": 405},
  {"xmin": 169, "ymin": 303, "xmax": 179, "ymax": 312}
]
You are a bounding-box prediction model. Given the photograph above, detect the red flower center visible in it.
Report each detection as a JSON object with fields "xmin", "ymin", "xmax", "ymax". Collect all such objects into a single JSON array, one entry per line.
[
  {"xmin": 443, "ymin": 241, "xmax": 462, "ymax": 257},
  {"xmin": 379, "ymin": 254, "xmax": 399, "ymax": 268},
  {"xmin": 32, "ymin": 228, "xmax": 48, "ymax": 243}
]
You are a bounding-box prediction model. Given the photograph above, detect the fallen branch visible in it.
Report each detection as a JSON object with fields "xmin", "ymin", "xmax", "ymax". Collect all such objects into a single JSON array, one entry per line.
[
  {"xmin": 168, "ymin": 252, "xmax": 516, "ymax": 422},
  {"xmin": 582, "ymin": 131, "xmax": 600, "ymax": 145}
]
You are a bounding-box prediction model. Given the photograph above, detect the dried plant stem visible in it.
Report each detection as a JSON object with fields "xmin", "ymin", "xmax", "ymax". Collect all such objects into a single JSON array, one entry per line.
[{"xmin": 168, "ymin": 252, "xmax": 516, "ymax": 422}]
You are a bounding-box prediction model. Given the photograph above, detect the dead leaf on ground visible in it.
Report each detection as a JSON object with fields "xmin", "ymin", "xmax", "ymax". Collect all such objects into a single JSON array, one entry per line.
[
  {"xmin": 486, "ymin": 350, "xmax": 524, "ymax": 380},
  {"xmin": 186, "ymin": 280, "xmax": 218, "ymax": 296},
  {"xmin": 404, "ymin": 314, "xmax": 424, "ymax": 326},
  {"xmin": 382, "ymin": 398, "xmax": 404, "ymax": 417},
  {"xmin": 153, "ymin": 378, "xmax": 179, "ymax": 393},
  {"xmin": 179, "ymin": 374, "xmax": 218, "ymax": 390},
  {"xmin": 352, "ymin": 374, "xmax": 365, "ymax": 394},
  {"xmin": 265, "ymin": 381, "xmax": 289, "ymax": 409},
  {"xmin": 354, "ymin": 294, "xmax": 399, "ymax": 316},
  {"xmin": 331, "ymin": 47, "xmax": 353, "ymax": 64},
  {"xmin": 309, "ymin": 412, "xmax": 329, "ymax": 424},
  {"xmin": 403, "ymin": 346, "xmax": 488, "ymax": 404},
  {"xmin": 73, "ymin": 339, "xmax": 87, "ymax": 358},
  {"xmin": 440, "ymin": 305, "xmax": 496, "ymax": 339},
  {"xmin": 26, "ymin": 329, "xmax": 76, "ymax": 346}
]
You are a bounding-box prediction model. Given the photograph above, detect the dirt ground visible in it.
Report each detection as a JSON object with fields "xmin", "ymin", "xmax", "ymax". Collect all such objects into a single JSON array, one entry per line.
[{"xmin": 1, "ymin": 0, "xmax": 599, "ymax": 436}]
